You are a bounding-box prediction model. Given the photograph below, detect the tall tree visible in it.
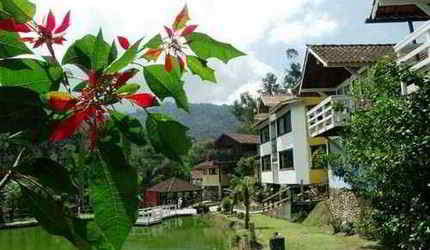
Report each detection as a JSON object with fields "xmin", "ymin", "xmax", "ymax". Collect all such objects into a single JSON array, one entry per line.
[
  {"xmin": 283, "ymin": 48, "xmax": 302, "ymax": 89},
  {"xmin": 334, "ymin": 61, "xmax": 430, "ymax": 249},
  {"xmin": 258, "ymin": 73, "xmax": 281, "ymax": 96},
  {"xmin": 231, "ymin": 92, "xmax": 258, "ymax": 134}
]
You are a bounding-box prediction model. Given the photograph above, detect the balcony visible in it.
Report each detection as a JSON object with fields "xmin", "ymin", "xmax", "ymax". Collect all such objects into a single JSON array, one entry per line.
[
  {"xmin": 395, "ymin": 20, "xmax": 430, "ymax": 94},
  {"xmin": 307, "ymin": 95, "xmax": 354, "ymax": 138}
]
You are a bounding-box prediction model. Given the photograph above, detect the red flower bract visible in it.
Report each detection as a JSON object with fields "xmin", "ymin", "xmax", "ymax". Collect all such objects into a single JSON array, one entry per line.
[
  {"xmin": 0, "ymin": 10, "xmax": 71, "ymax": 49},
  {"xmin": 125, "ymin": 93, "xmax": 158, "ymax": 108},
  {"xmin": 117, "ymin": 36, "xmax": 130, "ymax": 49}
]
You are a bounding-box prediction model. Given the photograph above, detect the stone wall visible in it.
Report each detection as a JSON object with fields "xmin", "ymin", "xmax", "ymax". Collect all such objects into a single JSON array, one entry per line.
[{"xmin": 328, "ymin": 188, "xmax": 361, "ymax": 223}]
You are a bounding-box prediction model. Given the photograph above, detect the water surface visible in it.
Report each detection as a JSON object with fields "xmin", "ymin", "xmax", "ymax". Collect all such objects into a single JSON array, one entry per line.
[{"xmin": 0, "ymin": 216, "xmax": 232, "ymax": 250}]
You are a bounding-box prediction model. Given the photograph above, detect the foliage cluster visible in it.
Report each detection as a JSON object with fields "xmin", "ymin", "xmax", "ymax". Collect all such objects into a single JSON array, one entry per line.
[
  {"xmin": 333, "ymin": 60, "xmax": 430, "ymax": 249},
  {"xmin": 0, "ymin": 1, "xmax": 244, "ymax": 249}
]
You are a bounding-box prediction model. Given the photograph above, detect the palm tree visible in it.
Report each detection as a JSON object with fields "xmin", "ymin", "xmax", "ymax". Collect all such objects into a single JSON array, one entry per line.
[{"xmin": 231, "ymin": 176, "xmax": 255, "ymax": 229}]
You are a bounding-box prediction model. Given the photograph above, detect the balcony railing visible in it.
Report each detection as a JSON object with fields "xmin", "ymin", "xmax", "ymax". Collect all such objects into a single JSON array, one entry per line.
[
  {"xmin": 395, "ymin": 20, "xmax": 430, "ymax": 93},
  {"xmin": 307, "ymin": 95, "xmax": 354, "ymax": 138}
]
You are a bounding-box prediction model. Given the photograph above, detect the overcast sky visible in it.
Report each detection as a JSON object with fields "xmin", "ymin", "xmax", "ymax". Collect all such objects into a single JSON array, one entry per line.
[{"xmin": 33, "ymin": 0, "xmax": 417, "ymax": 105}]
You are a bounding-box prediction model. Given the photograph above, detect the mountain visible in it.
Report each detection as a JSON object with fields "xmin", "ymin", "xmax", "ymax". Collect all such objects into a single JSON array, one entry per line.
[{"xmin": 131, "ymin": 102, "xmax": 240, "ymax": 139}]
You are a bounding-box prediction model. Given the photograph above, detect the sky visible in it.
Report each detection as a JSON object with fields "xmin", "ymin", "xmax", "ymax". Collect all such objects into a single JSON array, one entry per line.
[{"xmin": 33, "ymin": 0, "xmax": 416, "ymax": 105}]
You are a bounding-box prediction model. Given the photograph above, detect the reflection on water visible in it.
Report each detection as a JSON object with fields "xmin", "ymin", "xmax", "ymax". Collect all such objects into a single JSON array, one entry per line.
[{"xmin": 0, "ymin": 216, "xmax": 232, "ymax": 250}]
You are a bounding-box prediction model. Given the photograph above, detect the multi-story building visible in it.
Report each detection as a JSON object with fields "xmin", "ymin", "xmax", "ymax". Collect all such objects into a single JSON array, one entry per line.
[{"xmin": 256, "ymin": 95, "xmax": 328, "ymax": 186}]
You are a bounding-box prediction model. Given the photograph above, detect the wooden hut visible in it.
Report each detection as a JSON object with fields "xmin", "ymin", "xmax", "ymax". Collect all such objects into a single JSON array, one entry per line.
[{"xmin": 143, "ymin": 177, "xmax": 202, "ymax": 207}]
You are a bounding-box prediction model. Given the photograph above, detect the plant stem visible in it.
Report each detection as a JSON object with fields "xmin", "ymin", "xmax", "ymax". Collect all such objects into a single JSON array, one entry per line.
[
  {"xmin": 46, "ymin": 42, "xmax": 71, "ymax": 92},
  {"xmin": 0, "ymin": 171, "xmax": 12, "ymax": 191}
]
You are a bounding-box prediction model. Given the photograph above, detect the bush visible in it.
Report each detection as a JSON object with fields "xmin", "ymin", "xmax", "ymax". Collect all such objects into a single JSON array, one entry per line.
[
  {"xmin": 338, "ymin": 61, "xmax": 430, "ymax": 249},
  {"xmin": 221, "ymin": 197, "xmax": 233, "ymax": 213}
]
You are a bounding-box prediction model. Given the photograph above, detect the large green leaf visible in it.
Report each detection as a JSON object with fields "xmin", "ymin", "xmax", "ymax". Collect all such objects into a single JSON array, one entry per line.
[
  {"xmin": 0, "ymin": 86, "xmax": 47, "ymax": 133},
  {"xmin": 187, "ymin": 55, "xmax": 216, "ymax": 83},
  {"xmin": 146, "ymin": 113, "xmax": 192, "ymax": 162},
  {"xmin": 141, "ymin": 34, "xmax": 162, "ymax": 50},
  {"xmin": 92, "ymin": 29, "xmax": 111, "ymax": 73},
  {"xmin": 185, "ymin": 32, "xmax": 245, "ymax": 63},
  {"xmin": 21, "ymin": 185, "xmax": 112, "ymax": 250},
  {"xmin": 62, "ymin": 34, "xmax": 110, "ymax": 73},
  {"xmin": 0, "ymin": 58, "xmax": 63, "ymax": 94},
  {"xmin": 0, "ymin": 0, "xmax": 36, "ymax": 23},
  {"xmin": 110, "ymin": 111, "xmax": 146, "ymax": 146},
  {"xmin": 143, "ymin": 64, "xmax": 189, "ymax": 112},
  {"xmin": 108, "ymin": 40, "xmax": 118, "ymax": 65},
  {"xmin": 90, "ymin": 135, "xmax": 138, "ymax": 250},
  {"xmin": 16, "ymin": 158, "xmax": 78, "ymax": 195},
  {"xmin": 0, "ymin": 30, "xmax": 32, "ymax": 58},
  {"xmin": 105, "ymin": 39, "xmax": 142, "ymax": 74}
]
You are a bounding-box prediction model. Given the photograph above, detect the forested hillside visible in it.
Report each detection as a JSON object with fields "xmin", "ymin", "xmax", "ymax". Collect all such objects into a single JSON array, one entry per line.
[{"xmin": 132, "ymin": 102, "xmax": 240, "ymax": 139}]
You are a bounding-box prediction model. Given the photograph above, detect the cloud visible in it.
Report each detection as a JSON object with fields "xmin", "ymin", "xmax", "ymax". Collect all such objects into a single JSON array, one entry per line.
[
  {"xmin": 32, "ymin": 0, "xmax": 339, "ymax": 104},
  {"xmin": 268, "ymin": 13, "xmax": 339, "ymax": 44}
]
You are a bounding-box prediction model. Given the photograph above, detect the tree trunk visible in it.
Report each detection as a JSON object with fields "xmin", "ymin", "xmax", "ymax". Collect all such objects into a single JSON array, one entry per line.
[{"xmin": 244, "ymin": 187, "xmax": 250, "ymax": 229}]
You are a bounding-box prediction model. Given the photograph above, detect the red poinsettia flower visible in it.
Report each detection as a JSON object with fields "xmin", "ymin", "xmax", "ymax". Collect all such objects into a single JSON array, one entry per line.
[
  {"xmin": 46, "ymin": 68, "xmax": 157, "ymax": 148},
  {"xmin": 0, "ymin": 10, "xmax": 70, "ymax": 48},
  {"xmin": 143, "ymin": 5, "xmax": 198, "ymax": 72}
]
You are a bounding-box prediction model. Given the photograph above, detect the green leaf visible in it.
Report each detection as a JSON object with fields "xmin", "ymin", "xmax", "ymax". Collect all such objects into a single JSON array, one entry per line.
[
  {"xmin": 115, "ymin": 83, "xmax": 140, "ymax": 95},
  {"xmin": 0, "ymin": 58, "xmax": 64, "ymax": 94},
  {"xmin": 90, "ymin": 135, "xmax": 138, "ymax": 250},
  {"xmin": 62, "ymin": 34, "xmax": 110, "ymax": 73},
  {"xmin": 0, "ymin": 86, "xmax": 47, "ymax": 133},
  {"xmin": 143, "ymin": 64, "xmax": 189, "ymax": 112},
  {"xmin": 110, "ymin": 111, "xmax": 146, "ymax": 146},
  {"xmin": 73, "ymin": 80, "xmax": 88, "ymax": 92},
  {"xmin": 187, "ymin": 55, "xmax": 217, "ymax": 83},
  {"xmin": 142, "ymin": 34, "xmax": 162, "ymax": 50},
  {"xmin": 105, "ymin": 39, "xmax": 142, "ymax": 74},
  {"xmin": 108, "ymin": 40, "xmax": 118, "ymax": 65},
  {"xmin": 0, "ymin": 0, "xmax": 36, "ymax": 23},
  {"xmin": 92, "ymin": 29, "xmax": 111, "ymax": 72},
  {"xmin": 185, "ymin": 32, "xmax": 246, "ymax": 63},
  {"xmin": 146, "ymin": 113, "xmax": 192, "ymax": 162},
  {"xmin": 20, "ymin": 186, "xmax": 76, "ymax": 240},
  {"xmin": 21, "ymin": 186, "xmax": 111, "ymax": 249},
  {"xmin": 16, "ymin": 158, "xmax": 78, "ymax": 195},
  {"xmin": 0, "ymin": 30, "xmax": 32, "ymax": 58}
]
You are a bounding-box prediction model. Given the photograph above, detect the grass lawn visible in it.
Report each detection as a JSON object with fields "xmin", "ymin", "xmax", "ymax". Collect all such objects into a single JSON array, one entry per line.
[{"xmin": 251, "ymin": 215, "xmax": 384, "ymax": 250}]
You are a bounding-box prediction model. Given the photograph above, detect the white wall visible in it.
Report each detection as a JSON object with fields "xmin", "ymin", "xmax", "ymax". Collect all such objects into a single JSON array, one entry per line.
[
  {"xmin": 278, "ymin": 170, "xmax": 297, "ymax": 184},
  {"xmin": 259, "ymin": 142, "xmax": 271, "ymax": 157},
  {"xmin": 261, "ymin": 171, "xmax": 273, "ymax": 184},
  {"xmin": 291, "ymin": 104, "xmax": 312, "ymax": 184}
]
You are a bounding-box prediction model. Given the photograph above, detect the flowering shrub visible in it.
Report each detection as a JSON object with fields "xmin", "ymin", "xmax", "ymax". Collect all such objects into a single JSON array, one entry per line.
[{"xmin": 0, "ymin": 1, "xmax": 244, "ymax": 249}]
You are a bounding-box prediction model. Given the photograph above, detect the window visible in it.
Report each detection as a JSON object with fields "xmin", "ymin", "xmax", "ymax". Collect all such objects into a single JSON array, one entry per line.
[
  {"xmin": 277, "ymin": 111, "xmax": 292, "ymax": 136},
  {"xmin": 208, "ymin": 168, "xmax": 217, "ymax": 175},
  {"xmin": 279, "ymin": 148, "xmax": 294, "ymax": 170},
  {"xmin": 261, "ymin": 155, "xmax": 271, "ymax": 171},
  {"xmin": 260, "ymin": 126, "xmax": 270, "ymax": 144}
]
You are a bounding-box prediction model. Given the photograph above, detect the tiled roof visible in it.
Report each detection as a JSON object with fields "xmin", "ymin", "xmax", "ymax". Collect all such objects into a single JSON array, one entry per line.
[
  {"xmin": 147, "ymin": 177, "xmax": 201, "ymax": 193},
  {"xmin": 367, "ymin": 1, "xmax": 430, "ymax": 23},
  {"xmin": 193, "ymin": 161, "xmax": 221, "ymax": 170},
  {"xmin": 224, "ymin": 133, "xmax": 258, "ymax": 145},
  {"xmin": 307, "ymin": 44, "xmax": 395, "ymax": 67},
  {"xmin": 260, "ymin": 95, "xmax": 294, "ymax": 107}
]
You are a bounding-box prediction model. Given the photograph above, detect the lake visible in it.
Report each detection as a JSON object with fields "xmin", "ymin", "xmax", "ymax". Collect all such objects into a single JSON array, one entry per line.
[{"xmin": 0, "ymin": 216, "xmax": 233, "ymax": 250}]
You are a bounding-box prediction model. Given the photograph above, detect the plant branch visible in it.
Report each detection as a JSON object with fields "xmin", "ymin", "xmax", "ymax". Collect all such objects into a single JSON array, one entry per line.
[{"xmin": 46, "ymin": 42, "xmax": 71, "ymax": 92}]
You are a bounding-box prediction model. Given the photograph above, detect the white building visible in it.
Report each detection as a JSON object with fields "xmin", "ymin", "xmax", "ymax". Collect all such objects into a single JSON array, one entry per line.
[{"xmin": 256, "ymin": 95, "xmax": 328, "ymax": 186}]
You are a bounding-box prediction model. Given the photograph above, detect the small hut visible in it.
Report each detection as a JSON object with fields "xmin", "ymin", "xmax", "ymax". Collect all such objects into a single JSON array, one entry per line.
[{"xmin": 143, "ymin": 177, "xmax": 202, "ymax": 207}]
